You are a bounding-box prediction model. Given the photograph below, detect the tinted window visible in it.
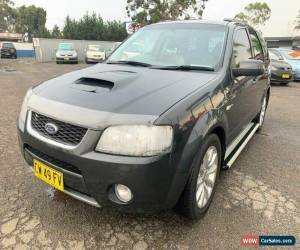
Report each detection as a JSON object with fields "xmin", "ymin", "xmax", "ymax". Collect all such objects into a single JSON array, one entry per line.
[
  {"xmin": 249, "ymin": 30, "xmax": 264, "ymax": 60},
  {"xmin": 232, "ymin": 29, "xmax": 252, "ymax": 68}
]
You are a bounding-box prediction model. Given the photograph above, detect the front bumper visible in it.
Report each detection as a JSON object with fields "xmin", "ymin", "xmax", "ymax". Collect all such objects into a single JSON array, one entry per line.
[
  {"xmin": 270, "ymin": 69, "xmax": 293, "ymax": 83},
  {"xmin": 18, "ymin": 121, "xmax": 180, "ymax": 212},
  {"xmin": 56, "ymin": 57, "xmax": 78, "ymax": 63},
  {"xmin": 1, "ymin": 51, "xmax": 15, "ymax": 58},
  {"xmin": 86, "ymin": 57, "xmax": 104, "ymax": 63}
]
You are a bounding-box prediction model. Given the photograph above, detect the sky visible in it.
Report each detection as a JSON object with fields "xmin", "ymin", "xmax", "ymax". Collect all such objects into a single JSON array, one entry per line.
[{"xmin": 13, "ymin": 0, "xmax": 300, "ymax": 37}]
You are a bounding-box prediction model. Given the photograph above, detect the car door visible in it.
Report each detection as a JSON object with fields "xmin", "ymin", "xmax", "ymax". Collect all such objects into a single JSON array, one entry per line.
[
  {"xmin": 248, "ymin": 28, "xmax": 268, "ymax": 118},
  {"xmin": 225, "ymin": 28, "xmax": 255, "ymax": 143}
]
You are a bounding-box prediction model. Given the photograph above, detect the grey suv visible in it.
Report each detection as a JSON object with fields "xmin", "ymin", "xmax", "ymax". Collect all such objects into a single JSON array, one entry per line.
[{"xmin": 18, "ymin": 20, "xmax": 270, "ymax": 219}]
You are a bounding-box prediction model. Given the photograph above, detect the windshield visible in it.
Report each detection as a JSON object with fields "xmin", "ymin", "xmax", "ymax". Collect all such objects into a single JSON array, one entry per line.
[
  {"xmin": 280, "ymin": 50, "xmax": 300, "ymax": 60},
  {"xmin": 2, "ymin": 43, "xmax": 14, "ymax": 48},
  {"xmin": 58, "ymin": 43, "xmax": 75, "ymax": 51},
  {"xmin": 109, "ymin": 23, "xmax": 227, "ymax": 69},
  {"xmin": 88, "ymin": 45, "xmax": 103, "ymax": 52}
]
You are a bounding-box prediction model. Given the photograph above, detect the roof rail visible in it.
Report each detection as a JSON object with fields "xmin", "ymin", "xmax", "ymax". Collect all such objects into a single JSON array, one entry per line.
[
  {"xmin": 223, "ymin": 18, "xmax": 249, "ymax": 27},
  {"xmin": 223, "ymin": 18, "xmax": 235, "ymax": 22}
]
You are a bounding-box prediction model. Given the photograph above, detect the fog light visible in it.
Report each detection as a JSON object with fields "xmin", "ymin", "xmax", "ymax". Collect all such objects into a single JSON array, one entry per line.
[{"xmin": 114, "ymin": 184, "xmax": 133, "ymax": 203}]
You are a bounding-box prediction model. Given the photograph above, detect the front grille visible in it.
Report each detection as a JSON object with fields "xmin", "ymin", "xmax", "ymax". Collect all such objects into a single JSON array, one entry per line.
[
  {"xmin": 280, "ymin": 67, "xmax": 292, "ymax": 71},
  {"xmin": 31, "ymin": 111, "xmax": 87, "ymax": 146},
  {"xmin": 25, "ymin": 146, "xmax": 81, "ymax": 175}
]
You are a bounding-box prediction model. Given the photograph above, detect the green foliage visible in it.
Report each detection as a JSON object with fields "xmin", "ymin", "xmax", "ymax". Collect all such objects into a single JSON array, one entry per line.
[
  {"xmin": 62, "ymin": 13, "xmax": 127, "ymax": 41},
  {"xmin": 0, "ymin": 0, "xmax": 16, "ymax": 32},
  {"xmin": 234, "ymin": 2, "xmax": 271, "ymax": 28},
  {"xmin": 51, "ymin": 24, "xmax": 62, "ymax": 39},
  {"xmin": 126, "ymin": 0, "xmax": 209, "ymax": 25},
  {"xmin": 15, "ymin": 5, "xmax": 49, "ymax": 40},
  {"xmin": 1, "ymin": 1, "xmax": 127, "ymax": 41}
]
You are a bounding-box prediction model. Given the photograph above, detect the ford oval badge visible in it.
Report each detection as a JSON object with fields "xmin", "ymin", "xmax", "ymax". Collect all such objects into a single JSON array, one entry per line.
[{"xmin": 45, "ymin": 123, "xmax": 58, "ymax": 135}]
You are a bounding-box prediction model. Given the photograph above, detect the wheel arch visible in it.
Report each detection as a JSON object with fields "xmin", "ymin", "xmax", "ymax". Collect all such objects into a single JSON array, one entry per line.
[{"xmin": 207, "ymin": 125, "xmax": 226, "ymax": 164}]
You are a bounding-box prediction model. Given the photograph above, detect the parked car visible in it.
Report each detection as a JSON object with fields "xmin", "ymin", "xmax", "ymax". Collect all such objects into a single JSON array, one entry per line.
[
  {"xmin": 105, "ymin": 42, "xmax": 122, "ymax": 58},
  {"xmin": 56, "ymin": 43, "xmax": 78, "ymax": 64},
  {"xmin": 85, "ymin": 45, "xmax": 106, "ymax": 63},
  {"xmin": 18, "ymin": 20, "xmax": 270, "ymax": 220},
  {"xmin": 268, "ymin": 49, "xmax": 293, "ymax": 85},
  {"xmin": 0, "ymin": 42, "xmax": 17, "ymax": 59},
  {"xmin": 269, "ymin": 48, "xmax": 300, "ymax": 81}
]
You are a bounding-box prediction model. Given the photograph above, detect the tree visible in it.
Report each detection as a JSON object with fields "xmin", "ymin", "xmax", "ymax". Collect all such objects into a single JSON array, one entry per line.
[
  {"xmin": 104, "ymin": 20, "xmax": 128, "ymax": 41},
  {"xmin": 15, "ymin": 5, "xmax": 50, "ymax": 40},
  {"xmin": 126, "ymin": 0, "xmax": 209, "ymax": 26},
  {"xmin": 51, "ymin": 24, "xmax": 62, "ymax": 38},
  {"xmin": 62, "ymin": 13, "xmax": 127, "ymax": 41},
  {"xmin": 234, "ymin": 2, "xmax": 271, "ymax": 28},
  {"xmin": 0, "ymin": 0, "xmax": 16, "ymax": 32}
]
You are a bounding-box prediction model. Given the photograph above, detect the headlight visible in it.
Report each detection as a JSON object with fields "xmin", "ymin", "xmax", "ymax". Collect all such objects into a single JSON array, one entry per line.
[
  {"xmin": 270, "ymin": 65, "xmax": 277, "ymax": 71},
  {"xmin": 73, "ymin": 52, "xmax": 77, "ymax": 57},
  {"xmin": 96, "ymin": 125, "xmax": 173, "ymax": 156},
  {"xmin": 18, "ymin": 88, "xmax": 33, "ymax": 132}
]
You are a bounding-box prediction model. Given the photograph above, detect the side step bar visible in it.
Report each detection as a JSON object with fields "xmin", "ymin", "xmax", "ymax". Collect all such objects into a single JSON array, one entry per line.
[{"xmin": 223, "ymin": 122, "xmax": 259, "ymax": 169}]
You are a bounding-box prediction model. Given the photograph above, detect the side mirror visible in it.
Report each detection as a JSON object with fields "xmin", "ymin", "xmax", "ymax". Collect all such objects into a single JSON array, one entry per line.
[{"xmin": 232, "ymin": 59, "xmax": 265, "ymax": 77}]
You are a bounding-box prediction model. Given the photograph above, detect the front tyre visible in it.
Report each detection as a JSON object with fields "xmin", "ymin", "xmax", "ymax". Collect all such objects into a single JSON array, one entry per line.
[{"xmin": 176, "ymin": 134, "xmax": 221, "ymax": 219}]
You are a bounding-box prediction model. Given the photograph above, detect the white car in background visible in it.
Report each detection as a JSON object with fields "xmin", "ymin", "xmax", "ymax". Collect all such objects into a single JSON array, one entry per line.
[{"xmin": 85, "ymin": 45, "xmax": 106, "ymax": 63}]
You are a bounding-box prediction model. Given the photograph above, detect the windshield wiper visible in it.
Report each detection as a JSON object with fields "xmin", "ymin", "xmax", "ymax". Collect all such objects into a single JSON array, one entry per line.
[
  {"xmin": 151, "ymin": 65, "xmax": 215, "ymax": 71},
  {"xmin": 106, "ymin": 60, "xmax": 152, "ymax": 67}
]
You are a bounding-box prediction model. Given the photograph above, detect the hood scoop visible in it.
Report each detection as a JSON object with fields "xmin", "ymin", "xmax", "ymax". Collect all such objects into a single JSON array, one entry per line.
[{"xmin": 71, "ymin": 77, "xmax": 114, "ymax": 93}]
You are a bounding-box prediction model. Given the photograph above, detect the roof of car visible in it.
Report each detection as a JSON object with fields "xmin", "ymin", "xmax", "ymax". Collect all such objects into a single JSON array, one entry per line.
[{"xmin": 152, "ymin": 19, "xmax": 248, "ymax": 28}]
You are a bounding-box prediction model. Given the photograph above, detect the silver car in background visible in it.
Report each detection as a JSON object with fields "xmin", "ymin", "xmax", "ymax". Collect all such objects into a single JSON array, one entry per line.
[
  {"xmin": 85, "ymin": 45, "xmax": 106, "ymax": 63},
  {"xmin": 56, "ymin": 43, "xmax": 78, "ymax": 64}
]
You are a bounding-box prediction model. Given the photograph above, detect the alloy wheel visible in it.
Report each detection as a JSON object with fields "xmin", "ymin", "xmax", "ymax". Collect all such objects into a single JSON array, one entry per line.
[{"xmin": 196, "ymin": 146, "xmax": 218, "ymax": 208}]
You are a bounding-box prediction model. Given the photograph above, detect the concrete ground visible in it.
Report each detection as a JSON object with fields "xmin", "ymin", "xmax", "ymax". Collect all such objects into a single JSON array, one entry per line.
[{"xmin": 0, "ymin": 59, "xmax": 299, "ymax": 250}]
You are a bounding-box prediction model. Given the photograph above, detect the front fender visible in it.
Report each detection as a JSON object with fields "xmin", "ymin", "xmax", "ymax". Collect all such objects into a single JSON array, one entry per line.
[{"xmin": 158, "ymin": 106, "xmax": 228, "ymax": 208}]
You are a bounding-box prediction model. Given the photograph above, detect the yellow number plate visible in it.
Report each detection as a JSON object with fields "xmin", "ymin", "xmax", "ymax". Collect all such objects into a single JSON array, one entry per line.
[
  {"xmin": 33, "ymin": 159, "xmax": 64, "ymax": 191},
  {"xmin": 282, "ymin": 74, "xmax": 290, "ymax": 79},
  {"xmin": 64, "ymin": 57, "xmax": 69, "ymax": 61}
]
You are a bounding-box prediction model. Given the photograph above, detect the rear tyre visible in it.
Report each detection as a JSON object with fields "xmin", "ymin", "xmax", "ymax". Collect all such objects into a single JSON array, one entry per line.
[{"xmin": 176, "ymin": 134, "xmax": 221, "ymax": 220}]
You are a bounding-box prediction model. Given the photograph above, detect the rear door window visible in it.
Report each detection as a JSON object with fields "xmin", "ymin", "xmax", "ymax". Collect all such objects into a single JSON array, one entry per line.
[{"xmin": 249, "ymin": 30, "xmax": 264, "ymax": 61}]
